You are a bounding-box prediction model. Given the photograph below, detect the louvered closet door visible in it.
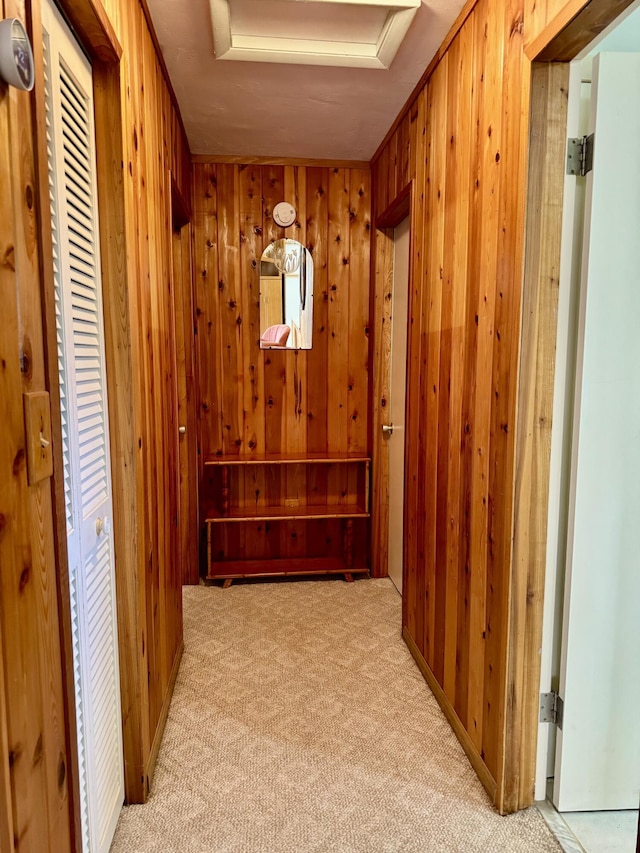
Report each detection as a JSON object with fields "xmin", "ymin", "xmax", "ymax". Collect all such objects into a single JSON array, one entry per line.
[{"xmin": 42, "ymin": 2, "xmax": 124, "ymax": 851}]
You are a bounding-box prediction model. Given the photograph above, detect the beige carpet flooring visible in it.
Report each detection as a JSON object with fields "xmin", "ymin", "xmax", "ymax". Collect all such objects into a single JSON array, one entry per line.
[{"xmin": 110, "ymin": 578, "xmax": 561, "ymax": 853}]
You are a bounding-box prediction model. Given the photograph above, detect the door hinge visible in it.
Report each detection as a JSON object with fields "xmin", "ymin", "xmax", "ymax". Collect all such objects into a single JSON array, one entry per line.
[
  {"xmin": 566, "ymin": 134, "xmax": 594, "ymax": 176},
  {"xmin": 540, "ymin": 691, "xmax": 564, "ymax": 728}
]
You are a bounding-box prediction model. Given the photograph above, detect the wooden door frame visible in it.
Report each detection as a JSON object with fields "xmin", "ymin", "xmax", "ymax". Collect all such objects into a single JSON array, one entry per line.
[
  {"xmin": 504, "ymin": 0, "xmax": 637, "ymax": 813},
  {"xmin": 170, "ymin": 176, "xmax": 200, "ymax": 586},
  {"xmin": 29, "ymin": 0, "xmax": 153, "ymax": 816},
  {"xmin": 370, "ymin": 183, "xmax": 412, "ymax": 579}
]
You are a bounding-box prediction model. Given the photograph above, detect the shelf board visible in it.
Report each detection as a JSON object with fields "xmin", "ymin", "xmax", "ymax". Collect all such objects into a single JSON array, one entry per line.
[
  {"xmin": 205, "ymin": 556, "xmax": 369, "ymax": 581},
  {"xmin": 204, "ymin": 452, "xmax": 370, "ymax": 466},
  {"xmin": 204, "ymin": 503, "xmax": 369, "ymax": 523}
]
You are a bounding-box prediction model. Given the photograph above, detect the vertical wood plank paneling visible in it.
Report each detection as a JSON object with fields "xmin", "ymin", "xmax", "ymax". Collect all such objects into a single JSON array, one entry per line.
[
  {"xmin": 467, "ymin": 0, "xmax": 504, "ymax": 755},
  {"xmin": 370, "ymin": 225, "xmax": 393, "ymax": 578},
  {"xmin": 194, "ymin": 164, "xmax": 222, "ymax": 459},
  {"xmin": 305, "ymin": 168, "xmax": 330, "ymax": 549},
  {"xmin": 500, "ymin": 60, "xmax": 566, "ymax": 814},
  {"xmin": 112, "ymin": 0, "xmax": 189, "ymax": 794},
  {"xmin": 193, "ymin": 161, "xmax": 371, "ymax": 569},
  {"xmin": 485, "ymin": 0, "xmax": 529, "ymax": 790},
  {"xmin": 347, "ymin": 169, "xmax": 370, "ymax": 455},
  {"xmin": 428, "ymin": 54, "xmax": 448, "ymax": 685},
  {"xmin": 370, "ymin": 0, "xmax": 554, "ymax": 814},
  {"xmin": 238, "ymin": 164, "xmax": 264, "ymax": 556},
  {"xmin": 442, "ymin": 20, "xmax": 473, "ymax": 705},
  {"xmin": 305, "ymin": 167, "xmax": 329, "ymax": 455},
  {"xmin": 0, "ymin": 60, "xmax": 66, "ymax": 852},
  {"xmin": 60, "ymin": 0, "xmax": 190, "ymax": 803},
  {"xmin": 328, "ymin": 168, "xmax": 350, "ymax": 458},
  {"xmin": 4, "ymin": 0, "xmax": 72, "ymax": 839},
  {"xmin": 403, "ymin": 88, "xmax": 427, "ymax": 645}
]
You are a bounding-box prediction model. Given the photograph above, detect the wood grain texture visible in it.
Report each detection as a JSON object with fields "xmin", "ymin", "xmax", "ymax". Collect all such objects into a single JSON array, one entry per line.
[
  {"xmin": 0, "ymin": 61, "xmax": 50, "ymax": 853},
  {"xmin": 526, "ymin": 0, "xmax": 636, "ymax": 60},
  {"xmin": 370, "ymin": 227, "xmax": 394, "ymax": 578},
  {"xmin": 16, "ymin": 0, "xmax": 191, "ymax": 815},
  {"xmin": 29, "ymin": 2, "xmax": 83, "ymax": 845},
  {"xmin": 191, "ymin": 154, "xmax": 370, "ymax": 168},
  {"xmin": 371, "ymin": 0, "xmax": 550, "ymax": 814},
  {"xmin": 58, "ymin": 0, "xmax": 122, "ymax": 61},
  {"xmin": 0, "ymin": 1, "xmax": 73, "ymax": 848},
  {"xmin": 500, "ymin": 61, "xmax": 568, "ymax": 814},
  {"xmin": 193, "ymin": 162, "xmax": 371, "ymax": 574},
  {"xmin": 172, "ymin": 215, "xmax": 199, "ymax": 586}
]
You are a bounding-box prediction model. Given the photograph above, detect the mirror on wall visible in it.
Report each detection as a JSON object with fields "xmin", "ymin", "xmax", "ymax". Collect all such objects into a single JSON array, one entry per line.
[{"xmin": 259, "ymin": 239, "xmax": 313, "ymax": 349}]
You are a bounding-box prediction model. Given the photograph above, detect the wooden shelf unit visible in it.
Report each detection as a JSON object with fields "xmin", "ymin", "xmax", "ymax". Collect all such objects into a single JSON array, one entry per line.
[{"xmin": 202, "ymin": 453, "xmax": 371, "ymax": 585}]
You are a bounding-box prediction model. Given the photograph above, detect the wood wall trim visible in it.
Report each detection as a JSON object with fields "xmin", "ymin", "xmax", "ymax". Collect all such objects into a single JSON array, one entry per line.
[
  {"xmin": 375, "ymin": 182, "xmax": 411, "ymax": 229},
  {"xmin": 3, "ymin": 0, "xmax": 73, "ymax": 845},
  {"xmin": 526, "ymin": 0, "xmax": 636, "ymax": 61},
  {"xmin": 93, "ymin": 58, "xmax": 151, "ymax": 805},
  {"xmin": 192, "ymin": 154, "xmax": 371, "ymax": 168},
  {"xmin": 144, "ymin": 642, "xmax": 183, "ymax": 794},
  {"xmin": 404, "ymin": 629, "xmax": 498, "ymax": 800},
  {"xmin": 139, "ymin": 0, "xmax": 190, "ymax": 157},
  {"xmin": 500, "ymin": 60, "xmax": 569, "ymax": 815},
  {"xmin": 369, "ymin": 0, "xmax": 479, "ymax": 167},
  {"xmin": 0, "ymin": 70, "xmax": 18, "ymax": 853},
  {"xmin": 370, "ymin": 181, "xmax": 413, "ymax": 578},
  {"xmin": 29, "ymin": 0, "xmax": 83, "ymax": 846},
  {"xmin": 57, "ymin": 0, "xmax": 122, "ymax": 62},
  {"xmin": 370, "ymin": 227, "xmax": 393, "ymax": 578}
]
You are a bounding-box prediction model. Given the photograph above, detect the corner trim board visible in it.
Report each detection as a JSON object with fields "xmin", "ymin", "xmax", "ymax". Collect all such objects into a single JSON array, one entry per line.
[
  {"xmin": 143, "ymin": 640, "xmax": 184, "ymax": 798},
  {"xmin": 403, "ymin": 627, "xmax": 498, "ymax": 803}
]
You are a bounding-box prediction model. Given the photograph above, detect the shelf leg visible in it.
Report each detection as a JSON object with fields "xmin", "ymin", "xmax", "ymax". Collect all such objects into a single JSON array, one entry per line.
[
  {"xmin": 343, "ymin": 518, "xmax": 354, "ymax": 570},
  {"xmin": 344, "ymin": 572, "xmax": 354, "ymax": 583},
  {"xmin": 221, "ymin": 465, "xmax": 230, "ymax": 516},
  {"xmin": 222, "ymin": 578, "xmax": 233, "ymax": 589}
]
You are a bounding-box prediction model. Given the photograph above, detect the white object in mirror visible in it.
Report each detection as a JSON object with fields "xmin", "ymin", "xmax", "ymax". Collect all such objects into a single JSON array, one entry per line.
[
  {"xmin": 259, "ymin": 239, "xmax": 313, "ymax": 350},
  {"xmin": 273, "ymin": 201, "xmax": 296, "ymax": 228},
  {"xmin": 0, "ymin": 18, "xmax": 34, "ymax": 91}
]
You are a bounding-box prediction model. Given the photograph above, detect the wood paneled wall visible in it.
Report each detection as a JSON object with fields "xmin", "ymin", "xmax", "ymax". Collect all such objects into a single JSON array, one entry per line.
[
  {"xmin": 369, "ymin": 0, "xmax": 587, "ymax": 815},
  {"xmin": 192, "ymin": 163, "xmax": 371, "ymax": 564},
  {"xmin": 371, "ymin": 0, "xmax": 637, "ymax": 816},
  {"xmin": 193, "ymin": 163, "xmax": 370, "ymax": 460},
  {"xmin": 0, "ymin": 2, "xmax": 191, "ymax": 846},
  {"xmin": 0, "ymin": 0, "xmax": 73, "ymax": 846},
  {"xmin": 106, "ymin": 0, "xmax": 188, "ymax": 800}
]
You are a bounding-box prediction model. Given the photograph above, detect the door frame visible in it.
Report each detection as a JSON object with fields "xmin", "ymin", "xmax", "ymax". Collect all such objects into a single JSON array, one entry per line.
[
  {"xmin": 170, "ymin": 176, "xmax": 199, "ymax": 586},
  {"xmin": 370, "ymin": 182, "xmax": 412, "ymax": 580},
  {"xmin": 29, "ymin": 0, "xmax": 155, "ymax": 818},
  {"xmin": 506, "ymin": 0, "xmax": 638, "ymax": 814}
]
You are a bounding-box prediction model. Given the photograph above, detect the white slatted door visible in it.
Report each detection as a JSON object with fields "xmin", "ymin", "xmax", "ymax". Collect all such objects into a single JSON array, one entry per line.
[{"xmin": 42, "ymin": 2, "xmax": 124, "ymax": 851}]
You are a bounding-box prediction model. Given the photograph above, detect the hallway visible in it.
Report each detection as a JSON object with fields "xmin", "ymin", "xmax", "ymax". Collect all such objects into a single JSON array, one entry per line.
[{"xmin": 111, "ymin": 580, "xmax": 560, "ymax": 852}]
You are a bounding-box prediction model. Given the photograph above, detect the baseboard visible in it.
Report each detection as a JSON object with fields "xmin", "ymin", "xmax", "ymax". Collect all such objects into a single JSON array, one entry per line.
[
  {"xmin": 144, "ymin": 640, "xmax": 184, "ymax": 795},
  {"xmin": 403, "ymin": 627, "xmax": 497, "ymax": 802}
]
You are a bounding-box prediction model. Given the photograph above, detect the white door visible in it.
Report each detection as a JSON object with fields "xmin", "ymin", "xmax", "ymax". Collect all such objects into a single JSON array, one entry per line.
[
  {"xmin": 553, "ymin": 51, "xmax": 640, "ymax": 812},
  {"xmin": 387, "ymin": 217, "xmax": 410, "ymax": 593},
  {"xmin": 42, "ymin": 2, "xmax": 124, "ymax": 849}
]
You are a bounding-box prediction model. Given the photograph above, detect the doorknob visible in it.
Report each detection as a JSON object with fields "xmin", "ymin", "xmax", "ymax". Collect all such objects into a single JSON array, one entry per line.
[
  {"xmin": 96, "ymin": 517, "xmax": 104, "ymax": 535},
  {"xmin": 178, "ymin": 425, "xmax": 186, "ymax": 435},
  {"xmin": 382, "ymin": 423, "xmax": 394, "ymax": 435}
]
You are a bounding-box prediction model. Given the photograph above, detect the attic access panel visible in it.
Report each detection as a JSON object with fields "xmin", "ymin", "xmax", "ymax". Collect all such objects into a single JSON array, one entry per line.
[{"xmin": 210, "ymin": 0, "xmax": 421, "ymax": 69}]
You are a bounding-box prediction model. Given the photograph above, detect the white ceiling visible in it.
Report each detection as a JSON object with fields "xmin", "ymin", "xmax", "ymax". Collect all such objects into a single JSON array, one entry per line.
[{"xmin": 145, "ymin": 0, "xmax": 467, "ymax": 161}]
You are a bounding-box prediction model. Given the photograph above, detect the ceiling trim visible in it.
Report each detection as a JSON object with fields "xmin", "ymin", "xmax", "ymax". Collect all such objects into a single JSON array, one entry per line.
[
  {"xmin": 210, "ymin": 0, "xmax": 420, "ymax": 69},
  {"xmin": 191, "ymin": 154, "xmax": 371, "ymax": 168}
]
